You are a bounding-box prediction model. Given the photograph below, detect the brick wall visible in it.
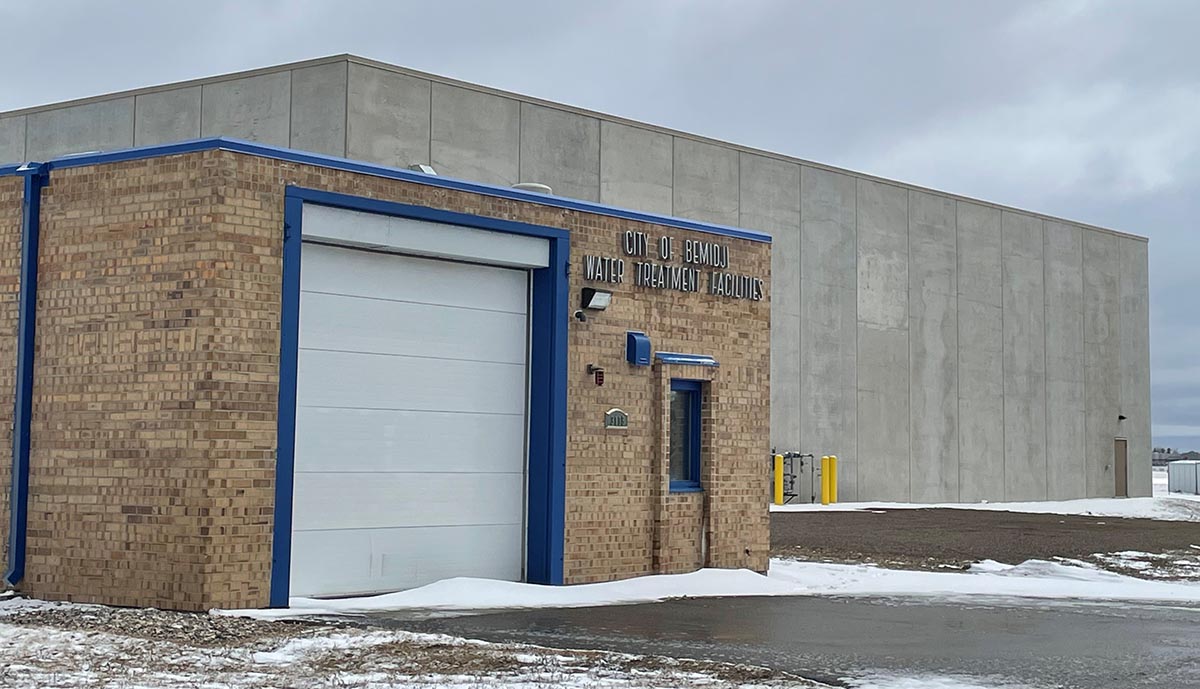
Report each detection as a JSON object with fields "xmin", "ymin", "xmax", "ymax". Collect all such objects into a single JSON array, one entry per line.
[
  {"xmin": 16, "ymin": 148, "xmax": 770, "ymax": 608},
  {"xmin": 0, "ymin": 176, "xmax": 22, "ymax": 566},
  {"xmin": 21, "ymin": 157, "xmax": 231, "ymax": 609}
]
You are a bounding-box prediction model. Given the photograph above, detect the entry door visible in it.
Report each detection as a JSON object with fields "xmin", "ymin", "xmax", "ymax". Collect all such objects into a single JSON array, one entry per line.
[
  {"xmin": 1114, "ymin": 439, "xmax": 1128, "ymax": 497},
  {"xmin": 290, "ymin": 243, "xmax": 531, "ymax": 598}
]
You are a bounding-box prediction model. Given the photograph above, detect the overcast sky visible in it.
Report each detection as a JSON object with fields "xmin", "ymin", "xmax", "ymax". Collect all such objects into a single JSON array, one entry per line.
[{"xmin": 2, "ymin": 0, "xmax": 1196, "ymax": 450}]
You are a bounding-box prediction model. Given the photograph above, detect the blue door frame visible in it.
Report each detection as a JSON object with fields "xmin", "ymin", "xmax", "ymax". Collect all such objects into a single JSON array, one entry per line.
[{"xmin": 270, "ymin": 186, "xmax": 570, "ymax": 607}]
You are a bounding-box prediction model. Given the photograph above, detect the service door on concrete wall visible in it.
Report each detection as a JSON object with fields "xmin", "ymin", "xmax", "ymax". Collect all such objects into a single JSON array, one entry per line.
[
  {"xmin": 1115, "ymin": 438, "xmax": 1128, "ymax": 498},
  {"xmin": 289, "ymin": 207, "xmax": 542, "ymax": 598}
]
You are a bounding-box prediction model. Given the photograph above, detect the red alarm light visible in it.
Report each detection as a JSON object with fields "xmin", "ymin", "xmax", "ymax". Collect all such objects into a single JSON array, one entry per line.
[{"xmin": 587, "ymin": 364, "xmax": 605, "ymax": 386}]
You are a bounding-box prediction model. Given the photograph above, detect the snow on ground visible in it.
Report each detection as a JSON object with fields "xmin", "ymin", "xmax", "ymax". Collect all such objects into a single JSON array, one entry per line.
[
  {"xmin": 768, "ymin": 558, "xmax": 1200, "ymax": 603},
  {"xmin": 216, "ymin": 555, "xmax": 1200, "ymax": 619},
  {"xmin": 1154, "ymin": 467, "xmax": 1170, "ymax": 495},
  {"xmin": 846, "ymin": 674, "xmax": 1038, "ymax": 689},
  {"xmin": 0, "ymin": 604, "xmax": 813, "ymax": 688},
  {"xmin": 221, "ymin": 568, "xmax": 798, "ymax": 618},
  {"xmin": 771, "ymin": 468, "xmax": 1199, "ymax": 520},
  {"xmin": 770, "ymin": 483, "xmax": 1200, "ymax": 522},
  {"xmin": 1090, "ymin": 549, "xmax": 1200, "ymax": 579}
]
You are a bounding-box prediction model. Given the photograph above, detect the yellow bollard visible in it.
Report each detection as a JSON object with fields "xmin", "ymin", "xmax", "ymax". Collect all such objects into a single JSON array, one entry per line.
[
  {"xmin": 773, "ymin": 454, "xmax": 784, "ymax": 505},
  {"xmin": 820, "ymin": 456, "xmax": 831, "ymax": 505},
  {"xmin": 829, "ymin": 455, "xmax": 838, "ymax": 504}
]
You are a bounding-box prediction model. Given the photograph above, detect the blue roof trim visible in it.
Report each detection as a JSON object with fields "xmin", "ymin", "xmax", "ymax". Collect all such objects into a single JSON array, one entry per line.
[
  {"xmin": 655, "ymin": 352, "xmax": 719, "ymax": 367},
  {"xmin": 0, "ymin": 164, "xmax": 20, "ymax": 177},
  {"xmin": 12, "ymin": 137, "xmax": 771, "ymax": 244}
]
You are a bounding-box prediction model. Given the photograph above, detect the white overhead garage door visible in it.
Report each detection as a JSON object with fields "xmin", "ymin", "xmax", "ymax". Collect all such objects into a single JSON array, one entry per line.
[{"xmin": 290, "ymin": 241, "xmax": 532, "ymax": 598}]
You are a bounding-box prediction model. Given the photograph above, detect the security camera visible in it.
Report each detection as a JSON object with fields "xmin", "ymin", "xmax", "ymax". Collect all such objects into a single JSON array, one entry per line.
[{"xmin": 574, "ymin": 310, "xmax": 587, "ymax": 322}]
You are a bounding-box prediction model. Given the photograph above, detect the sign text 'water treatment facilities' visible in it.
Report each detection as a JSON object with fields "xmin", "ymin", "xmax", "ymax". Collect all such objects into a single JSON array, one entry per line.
[{"xmin": 582, "ymin": 231, "xmax": 765, "ymax": 301}]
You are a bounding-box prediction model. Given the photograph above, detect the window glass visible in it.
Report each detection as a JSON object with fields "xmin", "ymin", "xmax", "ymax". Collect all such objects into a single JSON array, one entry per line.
[
  {"xmin": 668, "ymin": 380, "xmax": 701, "ymax": 490},
  {"xmin": 669, "ymin": 390, "xmax": 692, "ymax": 482}
]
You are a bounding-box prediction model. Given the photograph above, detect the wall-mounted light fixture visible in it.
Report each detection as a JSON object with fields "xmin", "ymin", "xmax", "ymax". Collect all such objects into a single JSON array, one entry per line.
[
  {"xmin": 581, "ymin": 287, "xmax": 612, "ymax": 311},
  {"xmin": 587, "ymin": 364, "xmax": 605, "ymax": 386}
]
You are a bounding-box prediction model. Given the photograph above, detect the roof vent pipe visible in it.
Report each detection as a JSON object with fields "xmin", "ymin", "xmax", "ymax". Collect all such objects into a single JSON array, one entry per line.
[{"xmin": 513, "ymin": 182, "xmax": 552, "ymax": 195}]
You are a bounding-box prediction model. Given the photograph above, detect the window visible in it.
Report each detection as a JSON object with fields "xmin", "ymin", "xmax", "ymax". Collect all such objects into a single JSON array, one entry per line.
[{"xmin": 669, "ymin": 379, "xmax": 703, "ymax": 492}]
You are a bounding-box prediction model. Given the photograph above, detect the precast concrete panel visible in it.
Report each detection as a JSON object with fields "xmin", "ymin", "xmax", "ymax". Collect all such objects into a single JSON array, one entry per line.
[
  {"xmin": 1083, "ymin": 231, "xmax": 1121, "ymax": 497},
  {"xmin": 1119, "ymin": 238, "xmax": 1152, "ymax": 497},
  {"xmin": 908, "ymin": 191, "xmax": 958, "ymax": 502},
  {"xmin": 773, "ymin": 313, "xmax": 802, "ymax": 454},
  {"xmin": 857, "ymin": 325, "xmax": 911, "ymax": 500},
  {"xmin": 1001, "ymin": 212, "xmax": 1047, "ymax": 500},
  {"xmin": 599, "ymin": 121, "xmax": 672, "ymax": 215},
  {"xmin": 856, "ymin": 179, "xmax": 909, "ymax": 501},
  {"xmin": 739, "ymin": 153, "xmax": 801, "ymax": 452},
  {"xmin": 134, "ymin": 87, "xmax": 201, "ymax": 147},
  {"xmin": 672, "ymin": 138, "xmax": 739, "ymax": 226},
  {"xmin": 291, "ymin": 63, "xmax": 348, "ymax": 157},
  {"xmin": 0, "ymin": 115, "xmax": 25, "ymax": 164},
  {"xmin": 956, "ymin": 201, "xmax": 1004, "ymax": 502},
  {"xmin": 799, "ymin": 166, "xmax": 857, "ymax": 499},
  {"xmin": 27, "ymin": 98, "xmax": 134, "ymax": 159},
  {"xmin": 431, "ymin": 84, "xmax": 520, "ymax": 187},
  {"xmin": 1043, "ymin": 221, "xmax": 1086, "ymax": 499},
  {"xmin": 518, "ymin": 103, "xmax": 599, "ymax": 201},
  {"xmin": 201, "ymin": 73, "xmax": 291, "ymax": 146},
  {"xmin": 856, "ymin": 180, "xmax": 909, "ymax": 330},
  {"xmin": 346, "ymin": 64, "xmax": 431, "ymax": 168}
]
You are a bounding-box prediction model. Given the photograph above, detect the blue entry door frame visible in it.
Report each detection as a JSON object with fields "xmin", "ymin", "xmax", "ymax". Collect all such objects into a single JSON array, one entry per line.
[{"xmin": 270, "ymin": 186, "xmax": 570, "ymax": 607}]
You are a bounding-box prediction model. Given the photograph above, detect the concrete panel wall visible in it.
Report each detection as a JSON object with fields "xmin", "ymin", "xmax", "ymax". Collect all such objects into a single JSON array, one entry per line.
[
  {"xmin": 0, "ymin": 116, "xmax": 26, "ymax": 164},
  {"xmin": 1083, "ymin": 231, "xmax": 1121, "ymax": 497},
  {"xmin": 200, "ymin": 73, "xmax": 290, "ymax": 147},
  {"xmin": 856, "ymin": 179, "xmax": 909, "ymax": 501},
  {"xmin": 1119, "ymin": 238, "xmax": 1152, "ymax": 497},
  {"xmin": 134, "ymin": 87, "xmax": 200, "ymax": 147},
  {"xmin": 799, "ymin": 167, "xmax": 858, "ymax": 500},
  {"xmin": 673, "ymin": 138, "xmax": 739, "ymax": 226},
  {"xmin": 3, "ymin": 56, "xmax": 1150, "ymax": 505},
  {"xmin": 908, "ymin": 191, "xmax": 958, "ymax": 502},
  {"xmin": 519, "ymin": 103, "xmax": 599, "ymax": 201},
  {"xmin": 1001, "ymin": 212, "xmax": 1047, "ymax": 501},
  {"xmin": 956, "ymin": 202, "xmax": 1004, "ymax": 502},
  {"xmin": 431, "ymin": 84, "xmax": 520, "ymax": 187},
  {"xmin": 740, "ymin": 153, "xmax": 801, "ymax": 453},
  {"xmin": 599, "ymin": 122, "xmax": 672, "ymax": 215},
  {"xmin": 1043, "ymin": 221, "xmax": 1086, "ymax": 499},
  {"xmin": 291, "ymin": 63, "xmax": 348, "ymax": 157},
  {"xmin": 27, "ymin": 98, "xmax": 134, "ymax": 159},
  {"xmin": 346, "ymin": 64, "xmax": 431, "ymax": 168}
]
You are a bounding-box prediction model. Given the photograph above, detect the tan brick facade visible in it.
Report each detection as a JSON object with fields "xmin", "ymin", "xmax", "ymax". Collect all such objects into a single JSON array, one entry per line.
[
  {"xmin": 3, "ymin": 148, "xmax": 769, "ymax": 610},
  {"xmin": 0, "ymin": 176, "xmax": 21, "ymax": 567}
]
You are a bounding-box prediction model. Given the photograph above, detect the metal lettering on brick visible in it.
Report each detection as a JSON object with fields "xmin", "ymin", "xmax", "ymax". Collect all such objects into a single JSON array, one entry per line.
[{"xmin": 582, "ymin": 230, "xmax": 765, "ymax": 301}]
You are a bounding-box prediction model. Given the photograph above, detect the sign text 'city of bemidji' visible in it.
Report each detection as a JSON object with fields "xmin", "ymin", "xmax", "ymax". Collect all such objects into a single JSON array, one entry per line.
[{"xmin": 582, "ymin": 231, "xmax": 764, "ymax": 301}]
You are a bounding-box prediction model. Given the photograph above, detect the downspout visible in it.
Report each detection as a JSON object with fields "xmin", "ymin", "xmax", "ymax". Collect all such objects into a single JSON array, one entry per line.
[{"xmin": 4, "ymin": 161, "xmax": 48, "ymax": 587}]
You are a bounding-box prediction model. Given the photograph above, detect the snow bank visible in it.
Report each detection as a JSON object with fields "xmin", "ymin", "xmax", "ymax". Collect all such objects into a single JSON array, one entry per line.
[
  {"xmin": 216, "ymin": 567, "xmax": 797, "ymax": 618},
  {"xmin": 771, "ymin": 494, "xmax": 1200, "ymax": 521},
  {"xmin": 216, "ymin": 556, "xmax": 1200, "ymax": 619}
]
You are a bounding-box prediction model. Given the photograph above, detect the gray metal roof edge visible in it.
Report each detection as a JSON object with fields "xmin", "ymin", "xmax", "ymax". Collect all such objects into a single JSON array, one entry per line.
[{"xmin": 0, "ymin": 53, "xmax": 1147, "ymax": 243}]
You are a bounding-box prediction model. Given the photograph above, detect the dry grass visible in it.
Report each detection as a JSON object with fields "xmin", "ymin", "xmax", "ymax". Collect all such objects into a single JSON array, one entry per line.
[{"xmin": 0, "ymin": 602, "xmax": 822, "ymax": 688}]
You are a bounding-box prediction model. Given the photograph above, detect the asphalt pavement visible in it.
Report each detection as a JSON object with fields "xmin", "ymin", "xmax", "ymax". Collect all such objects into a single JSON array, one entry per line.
[{"xmin": 371, "ymin": 595, "xmax": 1200, "ymax": 689}]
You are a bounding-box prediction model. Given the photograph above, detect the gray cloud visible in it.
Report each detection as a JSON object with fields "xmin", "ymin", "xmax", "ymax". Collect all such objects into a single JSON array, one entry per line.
[{"xmin": 3, "ymin": 0, "xmax": 1195, "ymax": 448}]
